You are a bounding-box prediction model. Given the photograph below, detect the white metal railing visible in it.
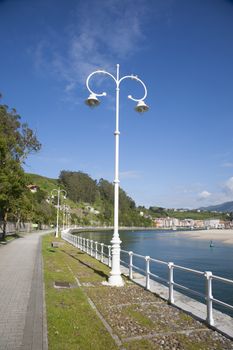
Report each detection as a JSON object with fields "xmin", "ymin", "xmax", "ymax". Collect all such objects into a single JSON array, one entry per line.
[
  {"xmin": 61, "ymin": 230, "xmax": 233, "ymax": 327},
  {"xmin": 61, "ymin": 230, "xmax": 112, "ymax": 267}
]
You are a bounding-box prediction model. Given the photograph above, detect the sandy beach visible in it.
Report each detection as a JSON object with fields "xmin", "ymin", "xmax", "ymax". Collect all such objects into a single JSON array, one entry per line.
[{"xmin": 175, "ymin": 229, "xmax": 233, "ymax": 245}]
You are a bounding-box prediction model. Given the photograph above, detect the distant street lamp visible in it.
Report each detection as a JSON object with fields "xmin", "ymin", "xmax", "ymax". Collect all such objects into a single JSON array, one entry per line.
[
  {"xmin": 61, "ymin": 204, "xmax": 66, "ymax": 231},
  {"xmin": 51, "ymin": 188, "xmax": 67, "ymax": 238},
  {"xmin": 85, "ymin": 64, "xmax": 149, "ymax": 286}
]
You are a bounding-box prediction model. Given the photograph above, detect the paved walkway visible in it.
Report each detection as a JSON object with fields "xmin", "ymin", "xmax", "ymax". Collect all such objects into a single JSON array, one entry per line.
[{"xmin": 0, "ymin": 230, "xmax": 52, "ymax": 350}]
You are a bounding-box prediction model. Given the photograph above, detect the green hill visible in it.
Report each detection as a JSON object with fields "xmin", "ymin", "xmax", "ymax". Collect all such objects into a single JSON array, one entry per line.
[
  {"xmin": 26, "ymin": 172, "xmax": 228, "ymax": 226},
  {"xmin": 199, "ymin": 201, "xmax": 233, "ymax": 213},
  {"xmin": 26, "ymin": 171, "xmax": 152, "ymax": 227},
  {"xmin": 27, "ymin": 173, "xmax": 58, "ymax": 192}
]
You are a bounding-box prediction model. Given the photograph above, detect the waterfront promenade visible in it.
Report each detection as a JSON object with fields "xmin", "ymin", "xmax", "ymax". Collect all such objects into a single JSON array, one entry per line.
[
  {"xmin": 0, "ymin": 230, "xmax": 52, "ymax": 350},
  {"xmin": 1, "ymin": 230, "xmax": 233, "ymax": 349},
  {"xmin": 43, "ymin": 233, "xmax": 233, "ymax": 349}
]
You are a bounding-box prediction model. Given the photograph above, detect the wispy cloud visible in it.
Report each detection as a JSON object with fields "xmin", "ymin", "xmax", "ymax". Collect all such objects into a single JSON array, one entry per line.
[
  {"xmin": 223, "ymin": 176, "xmax": 233, "ymax": 195},
  {"xmin": 221, "ymin": 162, "xmax": 233, "ymax": 168},
  {"xmin": 33, "ymin": 0, "xmax": 149, "ymax": 94},
  {"xmin": 198, "ymin": 190, "xmax": 211, "ymax": 200},
  {"xmin": 120, "ymin": 170, "xmax": 142, "ymax": 179}
]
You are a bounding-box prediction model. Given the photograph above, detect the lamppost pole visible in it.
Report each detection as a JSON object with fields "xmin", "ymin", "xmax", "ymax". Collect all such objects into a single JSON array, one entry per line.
[
  {"xmin": 62, "ymin": 206, "xmax": 65, "ymax": 231},
  {"xmin": 51, "ymin": 187, "xmax": 67, "ymax": 238},
  {"xmin": 85, "ymin": 64, "xmax": 149, "ymax": 286}
]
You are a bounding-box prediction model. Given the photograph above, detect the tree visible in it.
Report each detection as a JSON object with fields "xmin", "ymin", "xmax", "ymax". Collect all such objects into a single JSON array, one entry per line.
[
  {"xmin": 59, "ymin": 170, "xmax": 97, "ymax": 204},
  {"xmin": 0, "ymin": 101, "xmax": 41, "ymax": 238}
]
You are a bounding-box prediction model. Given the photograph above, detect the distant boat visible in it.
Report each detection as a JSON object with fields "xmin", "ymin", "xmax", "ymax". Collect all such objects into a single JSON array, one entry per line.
[
  {"xmin": 172, "ymin": 226, "xmax": 177, "ymax": 231},
  {"xmin": 210, "ymin": 240, "xmax": 214, "ymax": 248}
]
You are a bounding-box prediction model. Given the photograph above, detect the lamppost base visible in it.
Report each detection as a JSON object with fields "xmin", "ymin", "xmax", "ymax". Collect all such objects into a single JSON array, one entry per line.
[{"xmin": 102, "ymin": 274, "xmax": 124, "ymax": 287}]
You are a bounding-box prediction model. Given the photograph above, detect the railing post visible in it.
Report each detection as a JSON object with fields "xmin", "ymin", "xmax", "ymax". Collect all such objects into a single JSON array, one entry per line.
[
  {"xmin": 95, "ymin": 241, "xmax": 98, "ymax": 259},
  {"xmin": 108, "ymin": 245, "xmax": 111, "ymax": 267},
  {"xmin": 83, "ymin": 238, "xmax": 86, "ymax": 252},
  {"xmin": 90, "ymin": 240, "xmax": 93, "ymax": 256},
  {"xmin": 168, "ymin": 262, "xmax": 174, "ymax": 304},
  {"xmin": 100, "ymin": 243, "xmax": 104, "ymax": 262},
  {"xmin": 205, "ymin": 271, "xmax": 214, "ymax": 326},
  {"xmin": 145, "ymin": 256, "xmax": 150, "ymax": 290},
  {"xmin": 128, "ymin": 251, "xmax": 133, "ymax": 280},
  {"xmin": 77, "ymin": 236, "xmax": 80, "ymax": 249}
]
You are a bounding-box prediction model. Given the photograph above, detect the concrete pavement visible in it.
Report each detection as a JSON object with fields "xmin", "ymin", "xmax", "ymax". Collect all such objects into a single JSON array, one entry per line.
[{"xmin": 0, "ymin": 230, "xmax": 53, "ymax": 350}]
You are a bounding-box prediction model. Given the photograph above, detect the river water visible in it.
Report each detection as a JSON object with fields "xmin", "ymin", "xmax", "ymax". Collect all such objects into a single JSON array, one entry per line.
[{"xmin": 76, "ymin": 229, "xmax": 233, "ymax": 317}]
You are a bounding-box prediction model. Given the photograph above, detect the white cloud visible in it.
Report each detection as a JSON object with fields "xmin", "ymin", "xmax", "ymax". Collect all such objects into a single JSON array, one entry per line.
[
  {"xmin": 33, "ymin": 0, "xmax": 149, "ymax": 91},
  {"xmin": 198, "ymin": 190, "xmax": 211, "ymax": 200},
  {"xmin": 223, "ymin": 176, "xmax": 233, "ymax": 195}
]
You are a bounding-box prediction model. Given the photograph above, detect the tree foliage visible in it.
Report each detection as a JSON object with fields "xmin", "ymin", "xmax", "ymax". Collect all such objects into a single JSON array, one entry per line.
[
  {"xmin": 59, "ymin": 170, "xmax": 97, "ymax": 204},
  {"xmin": 58, "ymin": 172, "xmax": 150, "ymax": 227},
  {"xmin": 0, "ymin": 101, "xmax": 41, "ymax": 237}
]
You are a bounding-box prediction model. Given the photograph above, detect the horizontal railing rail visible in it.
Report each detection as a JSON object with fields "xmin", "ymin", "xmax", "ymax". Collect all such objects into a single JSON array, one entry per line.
[{"xmin": 61, "ymin": 230, "xmax": 233, "ymax": 327}]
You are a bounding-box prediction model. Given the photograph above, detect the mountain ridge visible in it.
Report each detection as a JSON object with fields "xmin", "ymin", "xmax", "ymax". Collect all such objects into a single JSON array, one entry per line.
[{"xmin": 199, "ymin": 201, "xmax": 233, "ymax": 213}]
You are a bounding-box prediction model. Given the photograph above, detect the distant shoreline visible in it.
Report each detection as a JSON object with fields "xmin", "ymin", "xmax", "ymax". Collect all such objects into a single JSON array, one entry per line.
[
  {"xmin": 174, "ymin": 229, "xmax": 233, "ymax": 246},
  {"xmin": 71, "ymin": 226, "xmax": 233, "ymax": 246}
]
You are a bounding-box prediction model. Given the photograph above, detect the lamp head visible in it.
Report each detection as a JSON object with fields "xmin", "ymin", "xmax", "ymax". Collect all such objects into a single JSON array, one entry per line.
[
  {"xmin": 135, "ymin": 100, "xmax": 149, "ymax": 113},
  {"xmin": 85, "ymin": 93, "xmax": 100, "ymax": 107}
]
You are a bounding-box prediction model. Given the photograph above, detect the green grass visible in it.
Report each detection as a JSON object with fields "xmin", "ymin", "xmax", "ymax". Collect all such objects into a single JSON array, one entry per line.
[
  {"xmin": 123, "ymin": 305, "xmax": 154, "ymax": 329},
  {"xmin": 42, "ymin": 234, "xmax": 117, "ymax": 350},
  {"xmin": 43, "ymin": 234, "xmax": 232, "ymax": 350},
  {"xmin": 27, "ymin": 173, "xmax": 58, "ymax": 192}
]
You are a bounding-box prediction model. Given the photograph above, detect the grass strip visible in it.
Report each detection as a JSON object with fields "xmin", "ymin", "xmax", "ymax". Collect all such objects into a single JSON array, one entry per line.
[{"xmin": 42, "ymin": 234, "xmax": 118, "ymax": 350}]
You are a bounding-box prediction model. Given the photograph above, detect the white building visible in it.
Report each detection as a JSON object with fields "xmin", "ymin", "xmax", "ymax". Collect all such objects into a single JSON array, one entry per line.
[{"xmin": 204, "ymin": 219, "xmax": 223, "ymax": 229}]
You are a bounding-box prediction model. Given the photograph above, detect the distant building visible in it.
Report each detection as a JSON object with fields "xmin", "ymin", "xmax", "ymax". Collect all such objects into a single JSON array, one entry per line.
[
  {"xmin": 204, "ymin": 219, "xmax": 223, "ymax": 229},
  {"xmin": 194, "ymin": 220, "xmax": 205, "ymax": 228},
  {"xmin": 85, "ymin": 205, "xmax": 100, "ymax": 215},
  {"xmin": 27, "ymin": 184, "xmax": 39, "ymax": 193}
]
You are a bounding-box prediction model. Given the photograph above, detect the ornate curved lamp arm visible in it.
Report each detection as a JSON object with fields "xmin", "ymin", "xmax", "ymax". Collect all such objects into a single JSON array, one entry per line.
[
  {"xmin": 60, "ymin": 189, "xmax": 67, "ymax": 197},
  {"xmin": 51, "ymin": 189, "xmax": 58, "ymax": 197},
  {"xmin": 86, "ymin": 68, "xmax": 148, "ymax": 104},
  {"xmin": 119, "ymin": 75, "xmax": 148, "ymax": 102},
  {"xmin": 51, "ymin": 188, "xmax": 67, "ymax": 198},
  {"xmin": 86, "ymin": 70, "xmax": 117, "ymax": 97}
]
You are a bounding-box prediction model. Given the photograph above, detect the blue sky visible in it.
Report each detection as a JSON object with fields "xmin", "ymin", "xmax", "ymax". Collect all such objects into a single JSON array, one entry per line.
[{"xmin": 1, "ymin": 0, "xmax": 233, "ymax": 209}]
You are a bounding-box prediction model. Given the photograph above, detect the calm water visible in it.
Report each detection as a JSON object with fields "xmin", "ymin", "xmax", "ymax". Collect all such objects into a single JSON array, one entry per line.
[{"xmin": 77, "ymin": 229, "xmax": 233, "ymax": 317}]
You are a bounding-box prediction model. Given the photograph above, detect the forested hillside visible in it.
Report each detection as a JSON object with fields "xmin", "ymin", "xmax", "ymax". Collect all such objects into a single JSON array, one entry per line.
[
  {"xmin": 26, "ymin": 171, "xmax": 228, "ymax": 228},
  {"xmin": 27, "ymin": 171, "xmax": 152, "ymax": 227}
]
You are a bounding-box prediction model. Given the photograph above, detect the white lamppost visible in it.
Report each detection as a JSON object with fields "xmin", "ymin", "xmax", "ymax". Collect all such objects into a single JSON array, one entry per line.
[
  {"xmin": 85, "ymin": 64, "xmax": 149, "ymax": 286},
  {"xmin": 51, "ymin": 188, "xmax": 67, "ymax": 238},
  {"xmin": 61, "ymin": 204, "xmax": 66, "ymax": 231}
]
